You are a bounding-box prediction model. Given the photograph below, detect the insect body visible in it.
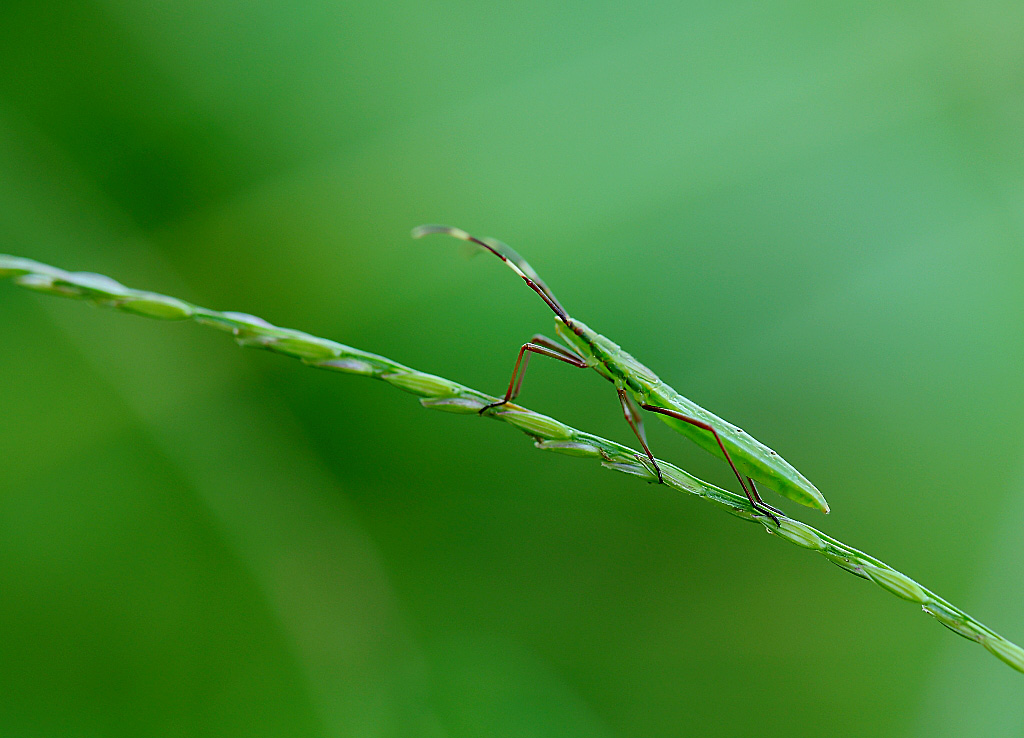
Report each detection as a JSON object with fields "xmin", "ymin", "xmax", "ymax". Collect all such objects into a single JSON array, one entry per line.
[{"xmin": 413, "ymin": 225, "xmax": 829, "ymax": 522}]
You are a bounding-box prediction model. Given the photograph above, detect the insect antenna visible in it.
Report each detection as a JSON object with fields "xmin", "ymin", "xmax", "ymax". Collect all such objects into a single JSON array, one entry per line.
[{"xmin": 412, "ymin": 225, "xmax": 570, "ymax": 322}]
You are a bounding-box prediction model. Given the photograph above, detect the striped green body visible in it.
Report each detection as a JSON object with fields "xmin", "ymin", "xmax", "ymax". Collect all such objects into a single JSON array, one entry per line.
[{"xmin": 555, "ymin": 317, "xmax": 829, "ymax": 512}]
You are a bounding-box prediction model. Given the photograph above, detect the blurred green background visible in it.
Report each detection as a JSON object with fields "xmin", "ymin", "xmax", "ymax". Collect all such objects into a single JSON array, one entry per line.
[{"xmin": 1, "ymin": 0, "xmax": 1024, "ymax": 735}]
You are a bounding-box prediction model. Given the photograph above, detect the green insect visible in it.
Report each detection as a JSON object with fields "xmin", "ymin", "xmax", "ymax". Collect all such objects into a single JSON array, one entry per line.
[{"xmin": 413, "ymin": 225, "xmax": 829, "ymax": 523}]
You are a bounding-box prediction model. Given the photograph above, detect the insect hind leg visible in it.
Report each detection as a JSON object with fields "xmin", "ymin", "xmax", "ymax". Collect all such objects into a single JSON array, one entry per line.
[
  {"xmin": 639, "ymin": 403, "xmax": 782, "ymax": 526},
  {"xmin": 747, "ymin": 477, "xmax": 783, "ymax": 517}
]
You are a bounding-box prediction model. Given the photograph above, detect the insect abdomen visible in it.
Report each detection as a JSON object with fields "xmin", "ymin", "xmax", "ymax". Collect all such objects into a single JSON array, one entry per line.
[{"xmin": 647, "ymin": 387, "xmax": 828, "ymax": 512}]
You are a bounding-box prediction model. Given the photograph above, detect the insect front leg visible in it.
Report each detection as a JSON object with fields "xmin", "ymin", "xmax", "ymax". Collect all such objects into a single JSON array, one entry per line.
[{"xmin": 480, "ymin": 335, "xmax": 588, "ymax": 414}]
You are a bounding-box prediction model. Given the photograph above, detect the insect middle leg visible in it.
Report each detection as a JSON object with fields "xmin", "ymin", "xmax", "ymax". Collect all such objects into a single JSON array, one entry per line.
[
  {"xmin": 480, "ymin": 335, "xmax": 588, "ymax": 414},
  {"xmin": 618, "ymin": 389, "xmax": 664, "ymax": 483},
  {"xmin": 639, "ymin": 403, "xmax": 782, "ymax": 526}
]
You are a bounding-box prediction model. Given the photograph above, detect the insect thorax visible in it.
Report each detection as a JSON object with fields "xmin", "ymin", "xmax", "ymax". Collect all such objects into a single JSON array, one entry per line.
[{"xmin": 555, "ymin": 317, "xmax": 662, "ymax": 394}]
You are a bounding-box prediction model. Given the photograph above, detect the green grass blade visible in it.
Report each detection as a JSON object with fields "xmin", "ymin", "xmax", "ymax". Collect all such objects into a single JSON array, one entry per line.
[{"xmin": 2, "ymin": 253, "xmax": 1021, "ymax": 675}]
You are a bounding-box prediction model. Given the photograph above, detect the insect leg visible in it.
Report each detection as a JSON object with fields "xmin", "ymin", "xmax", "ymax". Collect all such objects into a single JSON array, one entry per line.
[
  {"xmin": 480, "ymin": 335, "xmax": 587, "ymax": 414},
  {"xmin": 511, "ymin": 335, "xmax": 587, "ymax": 400},
  {"xmin": 747, "ymin": 478, "xmax": 783, "ymax": 516},
  {"xmin": 639, "ymin": 404, "xmax": 781, "ymax": 526},
  {"xmin": 618, "ymin": 389, "xmax": 663, "ymax": 483}
]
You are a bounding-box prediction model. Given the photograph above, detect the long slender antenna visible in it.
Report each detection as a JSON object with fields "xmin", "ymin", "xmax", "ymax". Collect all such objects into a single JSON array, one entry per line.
[{"xmin": 412, "ymin": 225, "xmax": 570, "ymax": 321}]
